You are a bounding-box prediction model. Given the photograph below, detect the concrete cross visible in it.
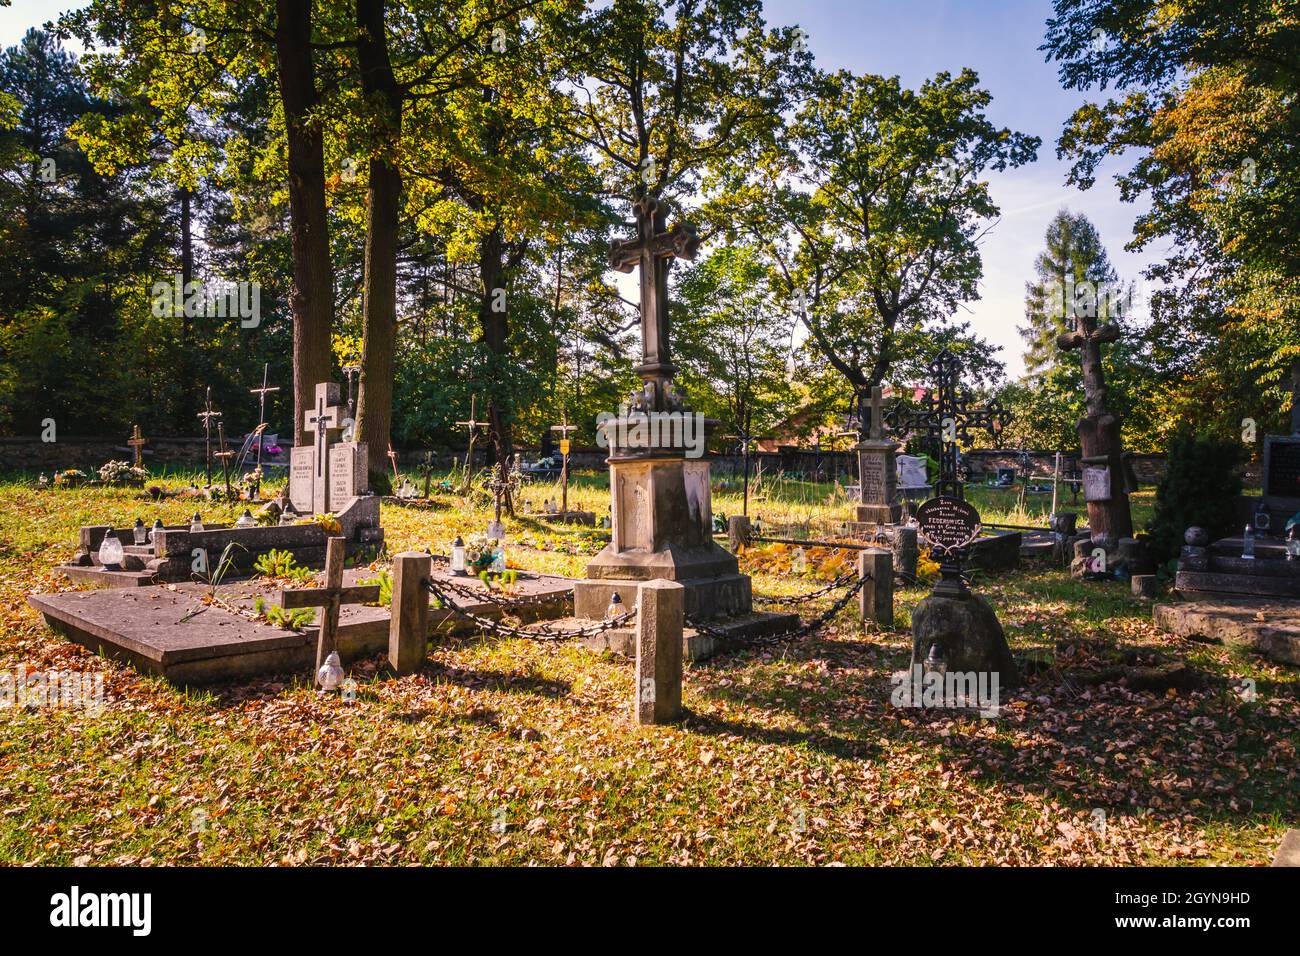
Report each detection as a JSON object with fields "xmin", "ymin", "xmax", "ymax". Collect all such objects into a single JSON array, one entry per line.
[
  {"xmin": 303, "ymin": 382, "xmax": 345, "ymax": 514},
  {"xmin": 277, "ymin": 537, "xmax": 380, "ymax": 686},
  {"xmin": 127, "ymin": 424, "xmax": 148, "ymax": 468},
  {"xmin": 608, "ymin": 194, "xmax": 700, "ymax": 411}
]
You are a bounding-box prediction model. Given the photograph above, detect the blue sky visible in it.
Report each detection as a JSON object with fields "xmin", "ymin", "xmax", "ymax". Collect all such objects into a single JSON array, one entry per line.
[{"xmin": 2, "ymin": 0, "xmax": 1157, "ymax": 378}]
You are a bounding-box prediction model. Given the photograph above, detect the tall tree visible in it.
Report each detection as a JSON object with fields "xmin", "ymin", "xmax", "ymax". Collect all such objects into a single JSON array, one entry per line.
[
  {"xmin": 712, "ymin": 68, "xmax": 1038, "ymax": 419},
  {"xmin": 1019, "ymin": 208, "xmax": 1123, "ymax": 376}
]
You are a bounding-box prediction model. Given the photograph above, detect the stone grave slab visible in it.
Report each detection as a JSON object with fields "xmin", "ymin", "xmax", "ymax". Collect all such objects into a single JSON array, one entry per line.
[
  {"xmin": 1153, "ymin": 595, "xmax": 1300, "ymax": 665},
  {"xmin": 571, "ymin": 609, "xmax": 799, "ymax": 662},
  {"xmin": 30, "ymin": 564, "xmax": 575, "ymax": 684},
  {"xmin": 1273, "ymin": 829, "xmax": 1300, "ymax": 867}
]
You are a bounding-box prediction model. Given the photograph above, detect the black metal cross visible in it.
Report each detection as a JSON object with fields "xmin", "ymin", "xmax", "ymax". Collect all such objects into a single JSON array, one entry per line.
[
  {"xmin": 196, "ymin": 388, "xmax": 222, "ymax": 486},
  {"xmin": 884, "ymin": 350, "xmax": 1012, "ymax": 498},
  {"xmin": 608, "ymin": 194, "xmax": 700, "ymax": 411}
]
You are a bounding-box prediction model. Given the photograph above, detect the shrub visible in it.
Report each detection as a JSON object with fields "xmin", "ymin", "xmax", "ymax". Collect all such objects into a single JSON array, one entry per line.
[{"xmin": 1148, "ymin": 432, "xmax": 1244, "ymax": 562}]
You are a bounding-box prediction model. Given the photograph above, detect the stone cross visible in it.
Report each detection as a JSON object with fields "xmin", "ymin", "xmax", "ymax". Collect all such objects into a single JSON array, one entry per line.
[
  {"xmin": 277, "ymin": 537, "xmax": 379, "ymax": 686},
  {"xmin": 196, "ymin": 388, "xmax": 222, "ymax": 485},
  {"xmin": 864, "ymin": 386, "xmax": 885, "ymax": 441},
  {"xmin": 884, "ymin": 350, "xmax": 1011, "ymax": 499},
  {"xmin": 607, "ymin": 194, "xmax": 700, "ymax": 411},
  {"xmin": 127, "ymin": 424, "xmax": 148, "ymax": 468},
  {"xmin": 303, "ymin": 382, "xmax": 345, "ymax": 515},
  {"xmin": 249, "ymin": 363, "xmax": 280, "ymax": 470},
  {"xmin": 550, "ymin": 410, "xmax": 578, "ymax": 513},
  {"xmin": 1057, "ymin": 306, "xmax": 1121, "ymax": 419},
  {"xmin": 1056, "ymin": 303, "xmax": 1132, "ymax": 543}
]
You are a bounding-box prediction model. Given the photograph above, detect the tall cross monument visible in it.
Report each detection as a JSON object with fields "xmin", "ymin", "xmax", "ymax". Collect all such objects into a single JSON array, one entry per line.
[
  {"xmin": 1056, "ymin": 304, "xmax": 1133, "ymax": 544},
  {"xmin": 574, "ymin": 195, "xmax": 751, "ymax": 622}
]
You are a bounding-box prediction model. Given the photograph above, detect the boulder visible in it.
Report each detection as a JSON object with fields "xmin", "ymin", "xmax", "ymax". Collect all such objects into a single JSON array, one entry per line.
[{"xmin": 911, "ymin": 591, "xmax": 1019, "ymax": 687}]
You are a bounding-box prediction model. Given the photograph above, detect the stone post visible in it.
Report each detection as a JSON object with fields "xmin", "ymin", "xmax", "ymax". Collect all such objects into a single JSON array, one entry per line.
[
  {"xmin": 860, "ymin": 548, "xmax": 894, "ymax": 628},
  {"xmin": 388, "ymin": 551, "xmax": 431, "ymax": 675},
  {"xmin": 634, "ymin": 579, "xmax": 683, "ymax": 725},
  {"xmin": 727, "ymin": 514, "xmax": 751, "ymax": 552}
]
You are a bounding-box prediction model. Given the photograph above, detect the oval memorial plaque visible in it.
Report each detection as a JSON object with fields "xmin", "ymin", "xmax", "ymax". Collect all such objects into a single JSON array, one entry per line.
[{"xmin": 915, "ymin": 496, "xmax": 982, "ymax": 555}]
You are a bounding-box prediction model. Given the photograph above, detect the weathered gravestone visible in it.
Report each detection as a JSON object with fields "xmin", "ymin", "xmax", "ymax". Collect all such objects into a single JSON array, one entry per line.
[
  {"xmin": 289, "ymin": 381, "xmax": 369, "ymax": 515},
  {"xmin": 854, "ymin": 386, "xmax": 902, "ymax": 524}
]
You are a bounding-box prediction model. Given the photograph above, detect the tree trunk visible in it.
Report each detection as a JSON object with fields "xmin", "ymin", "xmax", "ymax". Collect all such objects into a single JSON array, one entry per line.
[
  {"xmin": 353, "ymin": 0, "xmax": 404, "ymax": 482},
  {"xmin": 178, "ymin": 186, "xmax": 196, "ymax": 424},
  {"xmin": 479, "ymin": 229, "xmax": 515, "ymax": 515},
  {"xmin": 275, "ymin": 0, "xmax": 334, "ymax": 446}
]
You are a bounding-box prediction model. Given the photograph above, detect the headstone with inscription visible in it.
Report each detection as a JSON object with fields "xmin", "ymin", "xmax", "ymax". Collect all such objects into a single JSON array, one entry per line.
[{"xmin": 855, "ymin": 386, "xmax": 902, "ymax": 524}]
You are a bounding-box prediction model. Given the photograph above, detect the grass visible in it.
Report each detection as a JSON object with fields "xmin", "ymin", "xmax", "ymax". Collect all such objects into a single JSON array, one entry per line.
[{"xmin": 0, "ymin": 468, "xmax": 1294, "ymax": 866}]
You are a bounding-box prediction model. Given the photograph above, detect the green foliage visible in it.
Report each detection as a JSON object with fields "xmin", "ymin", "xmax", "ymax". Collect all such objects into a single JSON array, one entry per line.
[
  {"xmin": 1147, "ymin": 432, "xmax": 1244, "ymax": 563},
  {"xmin": 357, "ymin": 570, "xmax": 392, "ymax": 607},
  {"xmin": 252, "ymin": 548, "xmax": 312, "ymax": 583},
  {"xmin": 257, "ymin": 602, "xmax": 316, "ymax": 631}
]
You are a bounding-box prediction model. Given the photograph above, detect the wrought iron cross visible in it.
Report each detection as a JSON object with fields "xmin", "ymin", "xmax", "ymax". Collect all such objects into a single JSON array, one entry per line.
[
  {"xmin": 250, "ymin": 363, "xmax": 280, "ymax": 470},
  {"xmin": 884, "ymin": 350, "xmax": 1011, "ymax": 498},
  {"xmin": 607, "ymin": 194, "xmax": 700, "ymax": 411},
  {"xmin": 197, "ymin": 388, "xmax": 222, "ymax": 485}
]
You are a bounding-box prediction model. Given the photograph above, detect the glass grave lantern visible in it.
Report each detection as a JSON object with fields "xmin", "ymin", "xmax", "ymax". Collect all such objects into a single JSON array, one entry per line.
[
  {"xmin": 450, "ymin": 535, "xmax": 467, "ymax": 575},
  {"xmin": 316, "ymin": 651, "xmax": 345, "ymax": 692},
  {"xmin": 132, "ymin": 518, "xmax": 148, "ymax": 545},
  {"xmin": 97, "ymin": 529, "xmax": 125, "ymax": 570},
  {"xmin": 149, "ymin": 518, "xmax": 164, "ymax": 543},
  {"xmin": 605, "ymin": 590, "xmax": 624, "ymax": 621},
  {"xmin": 190, "ymin": 512, "xmax": 204, "ymax": 533},
  {"xmin": 235, "ymin": 509, "xmax": 256, "ymax": 529}
]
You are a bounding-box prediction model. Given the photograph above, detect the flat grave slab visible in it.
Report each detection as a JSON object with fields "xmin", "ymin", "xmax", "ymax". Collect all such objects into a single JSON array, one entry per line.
[
  {"xmin": 572, "ymin": 609, "xmax": 799, "ymax": 661},
  {"xmin": 30, "ymin": 565, "xmax": 574, "ymax": 684},
  {"xmin": 1154, "ymin": 595, "xmax": 1300, "ymax": 666}
]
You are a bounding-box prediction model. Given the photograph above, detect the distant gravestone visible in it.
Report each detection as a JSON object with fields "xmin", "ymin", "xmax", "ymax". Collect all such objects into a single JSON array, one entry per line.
[
  {"xmin": 898, "ymin": 455, "xmax": 929, "ymax": 490},
  {"xmin": 289, "ymin": 447, "xmax": 313, "ymax": 513},
  {"xmin": 1264, "ymin": 436, "xmax": 1300, "ymax": 501}
]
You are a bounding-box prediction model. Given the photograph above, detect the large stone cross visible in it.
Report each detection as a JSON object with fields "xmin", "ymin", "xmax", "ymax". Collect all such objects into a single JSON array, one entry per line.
[
  {"xmin": 608, "ymin": 194, "xmax": 700, "ymax": 411},
  {"xmin": 863, "ymin": 386, "xmax": 885, "ymax": 441},
  {"xmin": 1056, "ymin": 303, "xmax": 1131, "ymax": 542},
  {"xmin": 303, "ymin": 382, "xmax": 345, "ymax": 514},
  {"xmin": 1057, "ymin": 308, "xmax": 1121, "ymax": 418}
]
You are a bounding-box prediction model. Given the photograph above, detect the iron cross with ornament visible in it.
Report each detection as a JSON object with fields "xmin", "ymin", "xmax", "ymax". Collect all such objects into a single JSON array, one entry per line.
[{"xmin": 884, "ymin": 349, "xmax": 1013, "ymax": 595}]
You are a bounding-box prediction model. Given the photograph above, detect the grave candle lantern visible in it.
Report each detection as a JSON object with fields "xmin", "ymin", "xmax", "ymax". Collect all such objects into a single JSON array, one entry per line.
[
  {"xmin": 1287, "ymin": 526, "xmax": 1300, "ymax": 561},
  {"xmin": 149, "ymin": 518, "xmax": 164, "ymax": 543},
  {"xmin": 132, "ymin": 518, "xmax": 147, "ymax": 545},
  {"xmin": 236, "ymin": 509, "xmax": 255, "ymax": 529},
  {"xmin": 190, "ymin": 513, "xmax": 204, "ymax": 533},
  {"xmin": 97, "ymin": 531, "xmax": 124, "ymax": 570},
  {"xmin": 450, "ymin": 536, "xmax": 466, "ymax": 575},
  {"xmin": 316, "ymin": 650, "xmax": 344, "ymax": 692},
  {"xmin": 605, "ymin": 591, "xmax": 624, "ymax": 621}
]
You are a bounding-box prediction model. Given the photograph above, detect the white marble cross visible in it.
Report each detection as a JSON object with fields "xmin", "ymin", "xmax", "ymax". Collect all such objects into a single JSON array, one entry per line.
[{"xmin": 303, "ymin": 382, "xmax": 345, "ymax": 514}]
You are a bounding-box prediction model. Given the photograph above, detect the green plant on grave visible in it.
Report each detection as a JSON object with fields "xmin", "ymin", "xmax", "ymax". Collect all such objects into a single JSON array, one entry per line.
[
  {"xmin": 252, "ymin": 548, "xmax": 312, "ymax": 583},
  {"xmin": 252, "ymin": 596, "xmax": 316, "ymax": 631},
  {"xmin": 1147, "ymin": 432, "xmax": 1245, "ymax": 562},
  {"xmin": 357, "ymin": 570, "xmax": 392, "ymax": 607}
]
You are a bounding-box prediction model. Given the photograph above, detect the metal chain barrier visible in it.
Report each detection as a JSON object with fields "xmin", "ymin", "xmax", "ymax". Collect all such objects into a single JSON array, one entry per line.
[
  {"xmin": 422, "ymin": 576, "xmax": 635, "ymax": 642},
  {"xmin": 753, "ymin": 572, "xmax": 856, "ymax": 607},
  {"xmin": 430, "ymin": 571, "xmax": 569, "ymax": 611},
  {"xmin": 686, "ymin": 574, "xmax": 869, "ymax": 650}
]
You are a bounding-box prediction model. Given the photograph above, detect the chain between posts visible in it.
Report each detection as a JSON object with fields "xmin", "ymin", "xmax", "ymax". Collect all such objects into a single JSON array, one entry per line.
[
  {"xmin": 754, "ymin": 572, "xmax": 856, "ymax": 607},
  {"xmin": 422, "ymin": 576, "xmax": 636, "ymax": 642},
  {"xmin": 687, "ymin": 574, "xmax": 869, "ymax": 650}
]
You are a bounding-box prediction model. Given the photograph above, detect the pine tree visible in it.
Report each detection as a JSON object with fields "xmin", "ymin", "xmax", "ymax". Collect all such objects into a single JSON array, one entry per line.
[{"xmin": 1019, "ymin": 209, "xmax": 1122, "ymax": 376}]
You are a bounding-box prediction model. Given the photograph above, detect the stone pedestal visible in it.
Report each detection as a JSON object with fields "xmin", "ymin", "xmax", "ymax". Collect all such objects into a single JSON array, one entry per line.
[
  {"xmin": 572, "ymin": 448, "xmax": 753, "ymax": 622},
  {"xmin": 855, "ymin": 439, "xmax": 902, "ymax": 524},
  {"xmin": 910, "ymin": 591, "xmax": 1018, "ymax": 686}
]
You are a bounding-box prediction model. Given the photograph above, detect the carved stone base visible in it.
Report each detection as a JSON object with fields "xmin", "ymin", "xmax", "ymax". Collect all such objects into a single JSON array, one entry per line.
[
  {"xmin": 574, "ymin": 573, "xmax": 752, "ymax": 622},
  {"xmin": 856, "ymin": 503, "xmax": 902, "ymax": 524}
]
